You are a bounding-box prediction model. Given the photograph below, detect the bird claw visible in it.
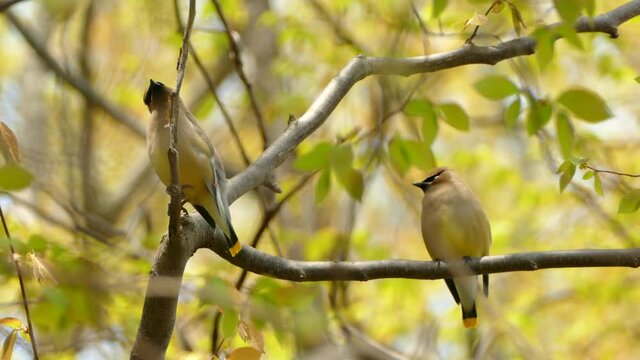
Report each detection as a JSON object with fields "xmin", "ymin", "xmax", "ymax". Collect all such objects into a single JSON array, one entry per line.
[{"xmin": 166, "ymin": 184, "xmax": 182, "ymax": 197}]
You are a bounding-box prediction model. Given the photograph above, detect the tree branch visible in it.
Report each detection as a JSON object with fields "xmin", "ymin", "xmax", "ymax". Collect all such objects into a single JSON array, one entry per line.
[
  {"xmin": 202, "ymin": 227, "xmax": 640, "ymax": 281},
  {"xmin": 210, "ymin": 0, "xmax": 270, "ymax": 148},
  {"xmin": 225, "ymin": 0, "xmax": 640, "ymax": 203}
]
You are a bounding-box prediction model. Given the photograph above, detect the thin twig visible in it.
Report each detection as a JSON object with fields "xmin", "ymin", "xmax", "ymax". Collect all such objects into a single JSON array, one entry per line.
[
  {"xmin": 466, "ymin": 0, "xmax": 500, "ymax": 43},
  {"xmin": 79, "ymin": 0, "xmax": 97, "ymax": 215},
  {"xmin": 0, "ymin": 207, "xmax": 39, "ymax": 359},
  {"xmin": 167, "ymin": 0, "xmax": 196, "ymax": 240},
  {"xmin": 585, "ymin": 165, "xmax": 640, "ymax": 178},
  {"xmin": 210, "ymin": 0, "xmax": 269, "ymax": 148},
  {"xmin": 308, "ymin": 0, "xmax": 368, "ymax": 53},
  {"xmin": 410, "ymin": 1, "xmax": 430, "ymax": 53}
]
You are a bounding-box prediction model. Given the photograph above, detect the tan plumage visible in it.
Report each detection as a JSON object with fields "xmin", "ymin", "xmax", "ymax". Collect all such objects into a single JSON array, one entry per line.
[
  {"xmin": 144, "ymin": 79, "xmax": 241, "ymax": 256},
  {"xmin": 413, "ymin": 167, "xmax": 491, "ymax": 328}
]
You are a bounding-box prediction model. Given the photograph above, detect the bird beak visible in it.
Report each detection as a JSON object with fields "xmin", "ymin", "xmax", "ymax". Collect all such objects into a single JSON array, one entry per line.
[{"xmin": 412, "ymin": 181, "xmax": 427, "ymax": 189}]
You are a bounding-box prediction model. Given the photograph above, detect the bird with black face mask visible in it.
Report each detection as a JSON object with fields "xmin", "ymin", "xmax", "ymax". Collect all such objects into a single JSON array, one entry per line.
[
  {"xmin": 413, "ymin": 167, "xmax": 491, "ymax": 328},
  {"xmin": 143, "ymin": 79, "xmax": 241, "ymax": 257}
]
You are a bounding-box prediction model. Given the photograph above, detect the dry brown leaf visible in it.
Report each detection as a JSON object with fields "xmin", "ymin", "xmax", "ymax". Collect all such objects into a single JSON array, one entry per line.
[
  {"xmin": 227, "ymin": 346, "xmax": 262, "ymax": 360},
  {"xmin": 492, "ymin": 0, "xmax": 505, "ymax": 13},
  {"xmin": 0, "ymin": 122, "xmax": 20, "ymax": 164}
]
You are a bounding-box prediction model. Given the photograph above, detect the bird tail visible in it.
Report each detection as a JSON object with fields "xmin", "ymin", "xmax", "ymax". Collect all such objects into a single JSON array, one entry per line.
[
  {"xmin": 193, "ymin": 204, "xmax": 241, "ymax": 257},
  {"xmin": 227, "ymin": 222, "xmax": 241, "ymax": 257},
  {"xmin": 461, "ymin": 303, "xmax": 478, "ymax": 328}
]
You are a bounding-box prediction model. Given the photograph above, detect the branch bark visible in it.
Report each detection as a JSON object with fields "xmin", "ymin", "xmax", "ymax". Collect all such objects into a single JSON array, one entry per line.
[
  {"xmin": 133, "ymin": 1, "xmax": 640, "ymax": 358},
  {"xmin": 225, "ymin": 0, "xmax": 640, "ymax": 203}
]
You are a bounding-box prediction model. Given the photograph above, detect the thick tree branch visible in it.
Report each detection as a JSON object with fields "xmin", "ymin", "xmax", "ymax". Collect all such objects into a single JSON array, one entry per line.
[
  {"xmin": 203, "ymin": 229, "xmax": 640, "ymax": 281},
  {"xmin": 225, "ymin": 0, "xmax": 640, "ymax": 203}
]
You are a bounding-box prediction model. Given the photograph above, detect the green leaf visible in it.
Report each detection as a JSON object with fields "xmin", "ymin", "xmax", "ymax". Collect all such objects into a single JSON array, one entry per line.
[
  {"xmin": 504, "ymin": 97, "xmax": 521, "ymax": 128},
  {"xmin": 618, "ymin": 189, "xmax": 640, "ymax": 213},
  {"xmin": 315, "ymin": 169, "xmax": 331, "ymax": 204},
  {"xmin": 0, "ymin": 163, "xmax": 33, "ymax": 191},
  {"xmin": 635, "ymin": 76, "xmax": 640, "ymax": 84},
  {"xmin": 582, "ymin": 170, "xmax": 594, "ymax": 180},
  {"xmin": 533, "ymin": 28, "xmax": 555, "ymax": 70},
  {"xmin": 404, "ymin": 99, "xmax": 433, "ymax": 117},
  {"xmin": 221, "ymin": 309, "xmax": 240, "ymax": 339},
  {"xmin": 557, "ymin": 160, "xmax": 576, "ymax": 193},
  {"xmin": 554, "ymin": 0, "xmax": 581, "ymax": 23},
  {"xmin": 28, "ymin": 234, "xmax": 48, "ymax": 252},
  {"xmin": 526, "ymin": 99, "xmax": 553, "ymax": 135},
  {"xmin": 330, "ymin": 145, "xmax": 363, "ymax": 201},
  {"xmin": 388, "ymin": 136, "xmax": 411, "ymax": 175},
  {"xmin": 330, "ymin": 145, "xmax": 354, "ymax": 180},
  {"xmin": 593, "ymin": 172, "xmax": 603, "ymax": 196},
  {"xmin": 557, "ymin": 88, "xmax": 612, "ymax": 122},
  {"xmin": 432, "ymin": 0, "xmax": 448, "ymax": 18},
  {"xmin": 555, "ymin": 112, "xmax": 575, "ymax": 159},
  {"xmin": 335, "ymin": 168, "xmax": 364, "ymax": 201},
  {"xmin": 438, "ymin": 103, "xmax": 469, "ymax": 131},
  {"xmin": 422, "ymin": 113, "xmax": 438, "ymax": 146},
  {"xmin": 404, "ymin": 140, "xmax": 435, "ymax": 171},
  {"xmin": 555, "ymin": 23, "xmax": 583, "ymax": 49},
  {"xmin": 584, "ymin": 0, "xmax": 595, "ymax": 17},
  {"xmin": 474, "ymin": 75, "xmax": 519, "ymax": 100},
  {"xmin": 293, "ymin": 142, "xmax": 333, "ymax": 171}
]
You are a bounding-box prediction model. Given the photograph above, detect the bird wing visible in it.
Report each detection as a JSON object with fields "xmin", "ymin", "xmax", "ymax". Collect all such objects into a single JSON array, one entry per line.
[{"xmin": 183, "ymin": 105, "xmax": 237, "ymax": 245}]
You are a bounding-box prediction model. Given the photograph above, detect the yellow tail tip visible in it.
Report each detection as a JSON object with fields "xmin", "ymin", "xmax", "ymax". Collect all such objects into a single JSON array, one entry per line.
[
  {"xmin": 229, "ymin": 241, "xmax": 242, "ymax": 257},
  {"xmin": 463, "ymin": 317, "xmax": 478, "ymax": 328}
]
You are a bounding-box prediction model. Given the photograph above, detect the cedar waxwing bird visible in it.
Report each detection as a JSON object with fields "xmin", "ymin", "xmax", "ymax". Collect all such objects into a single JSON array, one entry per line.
[
  {"xmin": 144, "ymin": 79, "xmax": 241, "ymax": 257},
  {"xmin": 413, "ymin": 167, "xmax": 491, "ymax": 328}
]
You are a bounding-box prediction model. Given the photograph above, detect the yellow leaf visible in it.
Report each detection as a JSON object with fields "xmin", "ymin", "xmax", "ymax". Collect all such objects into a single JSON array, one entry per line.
[
  {"xmin": 492, "ymin": 1, "xmax": 505, "ymax": 13},
  {"xmin": 508, "ymin": 2, "xmax": 527, "ymax": 36},
  {"xmin": 238, "ymin": 321, "xmax": 265, "ymax": 352},
  {"xmin": 227, "ymin": 346, "xmax": 262, "ymax": 360},
  {"xmin": 1, "ymin": 330, "xmax": 18, "ymax": 360},
  {"xmin": 0, "ymin": 318, "xmax": 23, "ymax": 330},
  {"xmin": 463, "ymin": 13, "xmax": 488, "ymax": 30}
]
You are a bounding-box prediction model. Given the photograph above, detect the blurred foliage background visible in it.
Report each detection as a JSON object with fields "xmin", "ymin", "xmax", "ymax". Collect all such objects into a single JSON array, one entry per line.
[{"xmin": 0, "ymin": 0, "xmax": 639, "ymax": 359}]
